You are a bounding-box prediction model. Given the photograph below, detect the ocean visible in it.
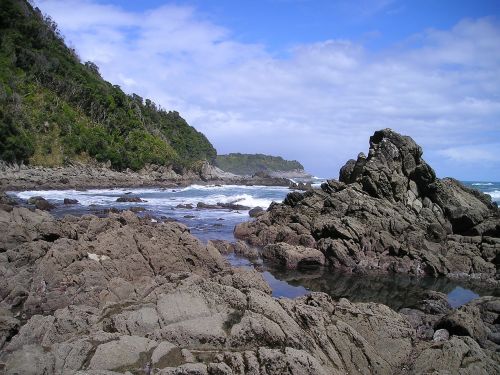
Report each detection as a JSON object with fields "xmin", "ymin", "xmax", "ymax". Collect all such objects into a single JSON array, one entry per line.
[
  {"xmin": 462, "ymin": 181, "xmax": 500, "ymax": 203},
  {"xmin": 8, "ymin": 179, "xmax": 500, "ymax": 309}
]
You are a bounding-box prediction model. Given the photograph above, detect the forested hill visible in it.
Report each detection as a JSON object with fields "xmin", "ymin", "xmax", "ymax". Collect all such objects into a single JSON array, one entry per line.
[
  {"xmin": 0, "ymin": 0, "xmax": 216, "ymax": 171},
  {"xmin": 216, "ymin": 153, "xmax": 305, "ymax": 175}
]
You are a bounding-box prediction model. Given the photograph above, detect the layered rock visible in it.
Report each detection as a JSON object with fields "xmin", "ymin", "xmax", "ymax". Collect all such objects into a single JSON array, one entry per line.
[
  {"xmin": 0, "ymin": 203, "xmax": 499, "ymax": 374},
  {"xmin": 0, "ymin": 207, "xmax": 228, "ymax": 320},
  {"xmin": 235, "ymin": 129, "xmax": 500, "ymax": 281}
]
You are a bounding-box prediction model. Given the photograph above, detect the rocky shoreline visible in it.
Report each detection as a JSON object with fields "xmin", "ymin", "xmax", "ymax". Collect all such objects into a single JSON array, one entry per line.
[
  {"xmin": 0, "ymin": 201, "xmax": 499, "ymax": 374},
  {"xmin": 0, "ymin": 129, "xmax": 499, "ymax": 374},
  {"xmin": 235, "ymin": 129, "xmax": 500, "ymax": 285},
  {"xmin": 0, "ymin": 161, "xmax": 295, "ymax": 192}
]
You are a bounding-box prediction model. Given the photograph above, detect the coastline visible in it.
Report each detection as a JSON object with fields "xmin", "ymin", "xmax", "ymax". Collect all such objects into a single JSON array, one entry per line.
[
  {"xmin": 0, "ymin": 162, "xmax": 297, "ymax": 192},
  {"xmin": 1, "ymin": 202, "xmax": 499, "ymax": 374},
  {"xmin": 1, "ymin": 130, "xmax": 499, "ymax": 373}
]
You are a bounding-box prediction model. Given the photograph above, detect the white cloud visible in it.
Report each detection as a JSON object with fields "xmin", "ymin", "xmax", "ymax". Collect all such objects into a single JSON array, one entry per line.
[
  {"xmin": 35, "ymin": 1, "xmax": 500, "ymax": 179},
  {"xmin": 438, "ymin": 144, "xmax": 500, "ymax": 163}
]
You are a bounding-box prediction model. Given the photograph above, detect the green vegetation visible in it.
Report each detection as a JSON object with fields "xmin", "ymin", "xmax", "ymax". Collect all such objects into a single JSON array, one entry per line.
[
  {"xmin": 216, "ymin": 153, "xmax": 304, "ymax": 175},
  {"xmin": 0, "ymin": 0, "xmax": 216, "ymax": 170}
]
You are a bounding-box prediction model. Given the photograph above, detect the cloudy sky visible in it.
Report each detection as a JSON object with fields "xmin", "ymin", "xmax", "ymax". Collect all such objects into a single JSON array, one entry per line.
[{"xmin": 35, "ymin": 0, "xmax": 500, "ymax": 180}]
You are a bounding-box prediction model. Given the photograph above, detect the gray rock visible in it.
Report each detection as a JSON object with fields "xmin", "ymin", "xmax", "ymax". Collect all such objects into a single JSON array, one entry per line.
[
  {"xmin": 27, "ymin": 196, "xmax": 54, "ymax": 211},
  {"xmin": 433, "ymin": 328, "xmax": 450, "ymax": 341},
  {"xmin": 263, "ymin": 243, "xmax": 325, "ymax": 269},
  {"xmin": 116, "ymin": 196, "xmax": 144, "ymax": 202},
  {"xmin": 235, "ymin": 129, "xmax": 499, "ymax": 281},
  {"xmin": 249, "ymin": 206, "xmax": 265, "ymax": 218},
  {"xmin": 89, "ymin": 336, "xmax": 158, "ymax": 370}
]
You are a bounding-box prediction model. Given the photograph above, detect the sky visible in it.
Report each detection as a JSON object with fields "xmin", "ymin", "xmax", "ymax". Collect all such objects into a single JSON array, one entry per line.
[{"xmin": 34, "ymin": 0, "xmax": 500, "ymax": 180}]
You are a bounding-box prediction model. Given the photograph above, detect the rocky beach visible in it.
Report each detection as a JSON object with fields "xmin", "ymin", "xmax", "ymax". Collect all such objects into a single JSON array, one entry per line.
[
  {"xmin": 1, "ymin": 0, "xmax": 499, "ymax": 372},
  {"xmin": 1, "ymin": 129, "xmax": 499, "ymax": 374},
  {"xmin": 0, "ymin": 161, "xmax": 295, "ymax": 192}
]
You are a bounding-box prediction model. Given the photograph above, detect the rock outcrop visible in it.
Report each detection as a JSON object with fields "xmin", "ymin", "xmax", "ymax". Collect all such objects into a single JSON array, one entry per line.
[
  {"xmin": 235, "ymin": 129, "xmax": 500, "ymax": 281},
  {"xmin": 0, "ymin": 202, "xmax": 499, "ymax": 374},
  {"xmin": 0, "ymin": 207, "xmax": 228, "ymax": 320}
]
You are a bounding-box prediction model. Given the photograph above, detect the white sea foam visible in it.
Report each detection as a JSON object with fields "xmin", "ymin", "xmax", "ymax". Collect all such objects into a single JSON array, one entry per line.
[
  {"xmin": 11, "ymin": 189, "xmax": 138, "ymax": 206},
  {"xmin": 487, "ymin": 190, "xmax": 500, "ymax": 199},
  {"xmin": 10, "ymin": 184, "xmax": 288, "ymax": 210},
  {"xmin": 472, "ymin": 182, "xmax": 494, "ymax": 186},
  {"xmin": 147, "ymin": 193, "xmax": 275, "ymax": 209}
]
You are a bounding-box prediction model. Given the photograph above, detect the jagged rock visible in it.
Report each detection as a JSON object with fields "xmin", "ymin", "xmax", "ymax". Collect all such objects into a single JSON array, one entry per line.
[
  {"xmin": 1, "ymin": 205, "xmax": 499, "ymax": 374},
  {"xmin": 0, "ymin": 208, "xmax": 228, "ymax": 317},
  {"xmin": 234, "ymin": 129, "xmax": 500, "ymax": 281}
]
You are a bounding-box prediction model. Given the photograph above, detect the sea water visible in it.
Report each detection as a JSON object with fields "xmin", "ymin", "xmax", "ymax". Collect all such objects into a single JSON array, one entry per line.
[{"xmin": 8, "ymin": 180, "xmax": 500, "ymax": 309}]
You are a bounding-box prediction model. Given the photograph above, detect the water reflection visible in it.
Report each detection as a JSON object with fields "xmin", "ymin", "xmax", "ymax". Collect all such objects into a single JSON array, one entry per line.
[{"xmin": 261, "ymin": 265, "xmax": 499, "ymax": 310}]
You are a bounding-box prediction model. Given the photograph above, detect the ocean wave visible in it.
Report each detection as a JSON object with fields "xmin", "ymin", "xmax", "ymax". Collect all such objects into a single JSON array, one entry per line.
[
  {"xmin": 10, "ymin": 185, "xmax": 288, "ymax": 210},
  {"xmin": 487, "ymin": 190, "xmax": 500, "ymax": 200},
  {"xmin": 472, "ymin": 182, "xmax": 494, "ymax": 186},
  {"xmin": 147, "ymin": 193, "xmax": 274, "ymax": 209},
  {"xmin": 11, "ymin": 190, "xmax": 126, "ymax": 206}
]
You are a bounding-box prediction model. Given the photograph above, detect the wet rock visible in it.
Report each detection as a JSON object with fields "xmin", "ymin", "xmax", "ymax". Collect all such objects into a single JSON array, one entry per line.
[
  {"xmin": 130, "ymin": 206, "xmax": 146, "ymax": 212},
  {"xmin": 116, "ymin": 196, "xmax": 144, "ymax": 202},
  {"xmin": 28, "ymin": 196, "xmax": 54, "ymax": 211},
  {"xmin": 63, "ymin": 198, "xmax": 79, "ymax": 205},
  {"xmin": 197, "ymin": 202, "xmax": 250, "ymax": 210},
  {"xmin": 176, "ymin": 203, "xmax": 194, "ymax": 209}
]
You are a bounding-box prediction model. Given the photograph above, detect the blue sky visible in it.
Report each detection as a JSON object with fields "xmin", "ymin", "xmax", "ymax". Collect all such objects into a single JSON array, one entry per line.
[{"xmin": 36, "ymin": 0, "xmax": 500, "ymax": 180}]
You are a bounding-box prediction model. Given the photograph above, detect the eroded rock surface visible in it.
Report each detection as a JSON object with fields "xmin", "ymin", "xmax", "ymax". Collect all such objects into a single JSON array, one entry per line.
[
  {"xmin": 0, "ymin": 192, "xmax": 499, "ymax": 374},
  {"xmin": 235, "ymin": 129, "xmax": 500, "ymax": 281}
]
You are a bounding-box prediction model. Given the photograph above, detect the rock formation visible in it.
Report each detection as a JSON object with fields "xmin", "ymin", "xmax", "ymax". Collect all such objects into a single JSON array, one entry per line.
[
  {"xmin": 0, "ymin": 201, "xmax": 499, "ymax": 373},
  {"xmin": 235, "ymin": 129, "xmax": 500, "ymax": 281}
]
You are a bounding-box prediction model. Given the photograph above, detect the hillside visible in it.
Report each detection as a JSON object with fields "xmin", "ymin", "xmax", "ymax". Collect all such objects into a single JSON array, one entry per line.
[
  {"xmin": 0, "ymin": 0, "xmax": 216, "ymax": 171},
  {"xmin": 216, "ymin": 153, "xmax": 305, "ymax": 176}
]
